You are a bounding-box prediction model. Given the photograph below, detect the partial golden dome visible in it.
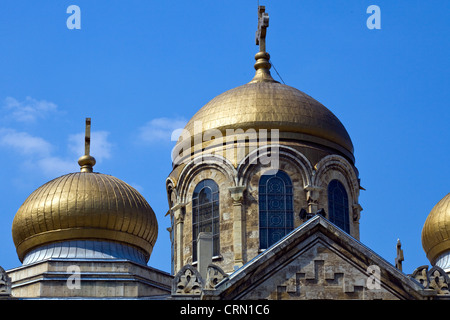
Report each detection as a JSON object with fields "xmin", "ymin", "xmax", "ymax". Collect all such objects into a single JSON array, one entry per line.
[
  {"xmin": 422, "ymin": 193, "xmax": 450, "ymax": 264},
  {"xmin": 12, "ymin": 172, "xmax": 158, "ymax": 263}
]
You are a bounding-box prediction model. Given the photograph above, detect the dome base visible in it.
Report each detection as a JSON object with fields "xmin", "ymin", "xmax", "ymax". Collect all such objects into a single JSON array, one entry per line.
[{"xmin": 22, "ymin": 240, "xmax": 149, "ymax": 265}]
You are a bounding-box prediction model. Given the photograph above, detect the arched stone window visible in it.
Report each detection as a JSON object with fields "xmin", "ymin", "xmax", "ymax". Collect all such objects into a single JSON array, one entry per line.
[
  {"xmin": 192, "ymin": 179, "xmax": 220, "ymax": 261},
  {"xmin": 259, "ymin": 171, "xmax": 294, "ymax": 249},
  {"xmin": 327, "ymin": 179, "xmax": 350, "ymax": 233}
]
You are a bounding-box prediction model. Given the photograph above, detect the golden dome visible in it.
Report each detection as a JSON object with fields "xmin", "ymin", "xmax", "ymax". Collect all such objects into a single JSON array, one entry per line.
[
  {"xmin": 12, "ymin": 118, "xmax": 158, "ymax": 263},
  {"xmin": 173, "ymin": 51, "xmax": 354, "ymax": 167},
  {"xmin": 422, "ymin": 193, "xmax": 450, "ymax": 264},
  {"xmin": 183, "ymin": 80, "xmax": 353, "ymax": 154},
  {"xmin": 12, "ymin": 172, "xmax": 158, "ymax": 262},
  {"xmin": 173, "ymin": 10, "xmax": 353, "ymax": 166}
]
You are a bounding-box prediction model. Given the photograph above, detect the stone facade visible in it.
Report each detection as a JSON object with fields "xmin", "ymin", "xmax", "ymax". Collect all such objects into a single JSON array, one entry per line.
[
  {"xmin": 171, "ymin": 216, "xmax": 449, "ymax": 300},
  {"xmin": 167, "ymin": 143, "xmax": 362, "ymax": 274}
]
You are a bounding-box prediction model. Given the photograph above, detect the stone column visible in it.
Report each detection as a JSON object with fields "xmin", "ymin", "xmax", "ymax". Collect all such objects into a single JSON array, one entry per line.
[
  {"xmin": 172, "ymin": 203, "xmax": 186, "ymax": 273},
  {"xmin": 228, "ymin": 186, "xmax": 246, "ymax": 268}
]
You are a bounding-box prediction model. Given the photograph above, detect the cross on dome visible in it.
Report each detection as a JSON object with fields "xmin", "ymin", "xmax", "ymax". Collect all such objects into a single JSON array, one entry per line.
[{"xmin": 256, "ymin": 6, "xmax": 269, "ymax": 53}]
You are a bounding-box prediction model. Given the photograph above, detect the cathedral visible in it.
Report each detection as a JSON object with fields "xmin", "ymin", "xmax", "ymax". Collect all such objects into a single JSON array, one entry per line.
[{"xmin": 1, "ymin": 6, "xmax": 449, "ymax": 301}]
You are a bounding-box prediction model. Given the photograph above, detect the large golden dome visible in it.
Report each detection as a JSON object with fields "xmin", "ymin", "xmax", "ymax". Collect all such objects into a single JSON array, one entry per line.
[
  {"xmin": 183, "ymin": 80, "xmax": 353, "ymax": 155},
  {"xmin": 172, "ymin": 8, "xmax": 354, "ymax": 168},
  {"xmin": 172, "ymin": 50, "xmax": 354, "ymax": 167},
  {"xmin": 422, "ymin": 193, "xmax": 450, "ymax": 264}
]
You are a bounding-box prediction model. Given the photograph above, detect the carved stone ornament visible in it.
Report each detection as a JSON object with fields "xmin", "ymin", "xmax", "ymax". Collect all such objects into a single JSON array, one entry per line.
[
  {"xmin": 0, "ymin": 266, "xmax": 11, "ymax": 296},
  {"xmin": 428, "ymin": 266, "xmax": 450, "ymax": 294},
  {"xmin": 172, "ymin": 265, "xmax": 203, "ymax": 296},
  {"xmin": 205, "ymin": 264, "xmax": 228, "ymax": 290},
  {"xmin": 411, "ymin": 265, "xmax": 429, "ymax": 288},
  {"xmin": 411, "ymin": 265, "xmax": 450, "ymax": 295}
]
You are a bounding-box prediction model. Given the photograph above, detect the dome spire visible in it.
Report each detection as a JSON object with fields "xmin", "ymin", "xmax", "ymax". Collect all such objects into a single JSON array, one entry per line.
[
  {"xmin": 78, "ymin": 117, "xmax": 96, "ymax": 172},
  {"xmin": 250, "ymin": 5, "xmax": 277, "ymax": 84}
]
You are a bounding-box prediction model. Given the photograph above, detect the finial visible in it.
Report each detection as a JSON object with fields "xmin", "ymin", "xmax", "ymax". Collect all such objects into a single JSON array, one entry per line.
[
  {"xmin": 250, "ymin": 6, "xmax": 277, "ymax": 84},
  {"xmin": 395, "ymin": 239, "xmax": 404, "ymax": 271},
  {"xmin": 255, "ymin": 6, "xmax": 269, "ymax": 53},
  {"xmin": 78, "ymin": 118, "xmax": 96, "ymax": 173}
]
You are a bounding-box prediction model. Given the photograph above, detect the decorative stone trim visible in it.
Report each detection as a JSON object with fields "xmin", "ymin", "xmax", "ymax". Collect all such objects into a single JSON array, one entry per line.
[
  {"xmin": 172, "ymin": 265, "xmax": 204, "ymax": 296},
  {"xmin": 0, "ymin": 267, "xmax": 11, "ymax": 297},
  {"xmin": 205, "ymin": 264, "xmax": 228, "ymax": 290},
  {"xmin": 411, "ymin": 265, "xmax": 450, "ymax": 295}
]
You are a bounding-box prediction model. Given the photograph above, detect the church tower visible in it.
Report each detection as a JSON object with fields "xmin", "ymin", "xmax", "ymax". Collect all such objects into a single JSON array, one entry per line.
[{"xmin": 166, "ymin": 6, "xmax": 363, "ymax": 274}]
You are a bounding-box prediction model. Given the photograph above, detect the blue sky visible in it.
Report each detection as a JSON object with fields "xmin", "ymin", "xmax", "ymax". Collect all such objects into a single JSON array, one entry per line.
[{"xmin": 0, "ymin": 1, "xmax": 448, "ymax": 275}]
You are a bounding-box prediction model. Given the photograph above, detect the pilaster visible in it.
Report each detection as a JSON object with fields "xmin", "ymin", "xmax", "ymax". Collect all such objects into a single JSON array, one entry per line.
[{"xmin": 229, "ymin": 186, "xmax": 246, "ymax": 268}]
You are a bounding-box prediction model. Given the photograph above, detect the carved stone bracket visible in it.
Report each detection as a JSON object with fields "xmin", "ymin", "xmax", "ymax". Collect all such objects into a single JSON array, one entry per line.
[
  {"xmin": 411, "ymin": 265, "xmax": 450, "ymax": 295},
  {"xmin": 205, "ymin": 264, "xmax": 228, "ymax": 290},
  {"xmin": 172, "ymin": 203, "xmax": 186, "ymax": 224},
  {"xmin": 228, "ymin": 186, "xmax": 246, "ymax": 206},
  {"xmin": 172, "ymin": 264, "xmax": 204, "ymax": 296},
  {"xmin": 304, "ymin": 185, "xmax": 322, "ymax": 214},
  {"xmin": 352, "ymin": 203, "xmax": 363, "ymax": 222}
]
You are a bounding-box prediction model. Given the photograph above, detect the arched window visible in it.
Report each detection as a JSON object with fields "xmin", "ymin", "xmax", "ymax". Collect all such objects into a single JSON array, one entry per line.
[
  {"xmin": 259, "ymin": 171, "xmax": 294, "ymax": 250},
  {"xmin": 192, "ymin": 179, "xmax": 219, "ymax": 262},
  {"xmin": 327, "ymin": 180, "xmax": 350, "ymax": 233}
]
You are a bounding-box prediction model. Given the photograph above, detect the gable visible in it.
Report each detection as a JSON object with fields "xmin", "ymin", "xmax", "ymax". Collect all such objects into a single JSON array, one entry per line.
[
  {"xmin": 208, "ymin": 216, "xmax": 425, "ymax": 300},
  {"xmin": 236, "ymin": 237, "xmax": 400, "ymax": 300}
]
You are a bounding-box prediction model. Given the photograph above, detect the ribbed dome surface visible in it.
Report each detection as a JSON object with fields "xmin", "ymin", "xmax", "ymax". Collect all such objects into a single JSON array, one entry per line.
[
  {"xmin": 422, "ymin": 193, "xmax": 450, "ymax": 264},
  {"xmin": 183, "ymin": 81, "xmax": 353, "ymax": 157},
  {"xmin": 12, "ymin": 172, "xmax": 158, "ymax": 262}
]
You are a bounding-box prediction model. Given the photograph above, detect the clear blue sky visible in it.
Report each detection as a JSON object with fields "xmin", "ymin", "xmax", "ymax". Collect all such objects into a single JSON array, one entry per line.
[{"xmin": 0, "ymin": 1, "xmax": 448, "ymax": 275}]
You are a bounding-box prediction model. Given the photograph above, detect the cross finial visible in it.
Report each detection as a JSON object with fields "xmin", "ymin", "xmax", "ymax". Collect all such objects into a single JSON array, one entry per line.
[
  {"xmin": 84, "ymin": 117, "xmax": 91, "ymax": 156},
  {"xmin": 78, "ymin": 117, "xmax": 96, "ymax": 173},
  {"xmin": 250, "ymin": 5, "xmax": 276, "ymax": 84},
  {"xmin": 395, "ymin": 239, "xmax": 404, "ymax": 271},
  {"xmin": 255, "ymin": 6, "xmax": 269, "ymax": 53}
]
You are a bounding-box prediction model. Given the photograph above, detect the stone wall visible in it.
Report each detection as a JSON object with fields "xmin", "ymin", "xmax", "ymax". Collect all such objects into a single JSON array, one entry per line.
[
  {"xmin": 7, "ymin": 259, "xmax": 172, "ymax": 299},
  {"xmin": 168, "ymin": 144, "xmax": 362, "ymax": 275}
]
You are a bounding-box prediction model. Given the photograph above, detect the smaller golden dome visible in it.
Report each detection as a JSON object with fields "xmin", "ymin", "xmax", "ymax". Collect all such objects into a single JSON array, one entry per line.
[
  {"xmin": 422, "ymin": 193, "xmax": 450, "ymax": 264},
  {"xmin": 12, "ymin": 172, "xmax": 158, "ymax": 263},
  {"xmin": 12, "ymin": 118, "xmax": 158, "ymax": 263}
]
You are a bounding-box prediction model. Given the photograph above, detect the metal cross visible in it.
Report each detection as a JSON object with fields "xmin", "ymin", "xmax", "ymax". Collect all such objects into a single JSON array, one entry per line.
[
  {"xmin": 84, "ymin": 118, "xmax": 91, "ymax": 156},
  {"xmin": 255, "ymin": 6, "xmax": 269, "ymax": 52},
  {"xmin": 395, "ymin": 239, "xmax": 404, "ymax": 271}
]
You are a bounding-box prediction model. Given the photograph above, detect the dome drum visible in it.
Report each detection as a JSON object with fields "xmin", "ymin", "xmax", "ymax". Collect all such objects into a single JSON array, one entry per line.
[{"xmin": 22, "ymin": 240, "xmax": 149, "ymax": 265}]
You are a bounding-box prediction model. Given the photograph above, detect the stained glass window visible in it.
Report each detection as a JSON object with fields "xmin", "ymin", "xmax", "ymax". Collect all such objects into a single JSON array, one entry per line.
[
  {"xmin": 259, "ymin": 171, "xmax": 294, "ymax": 249},
  {"xmin": 327, "ymin": 180, "xmax": 349, "ymax": 233},
  {"xmin": 192, "ymin": 179, "xmax": 220, "ymax": 262}
]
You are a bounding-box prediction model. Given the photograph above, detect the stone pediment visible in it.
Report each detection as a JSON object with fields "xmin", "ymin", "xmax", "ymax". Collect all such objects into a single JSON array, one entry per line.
[{"xmin": 202, "ymin": 216, "xmax": 426, "ymax": 300}]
